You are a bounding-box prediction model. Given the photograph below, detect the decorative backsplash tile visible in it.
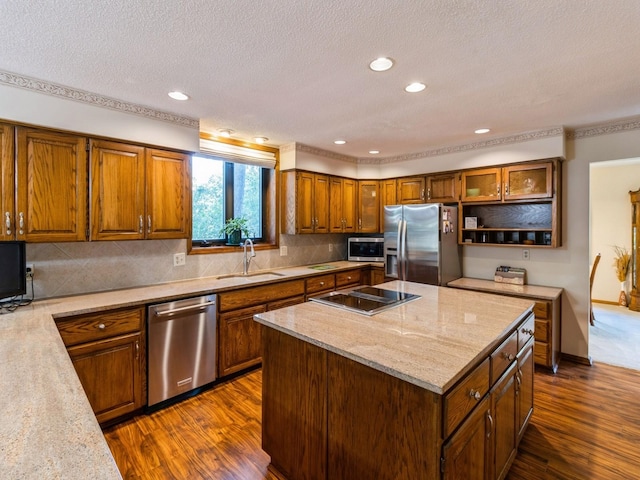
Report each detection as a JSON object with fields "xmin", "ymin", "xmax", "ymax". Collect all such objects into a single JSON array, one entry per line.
[{"xmin": 26, "ymin": 235, "xmax": 348, "ymax": 299}]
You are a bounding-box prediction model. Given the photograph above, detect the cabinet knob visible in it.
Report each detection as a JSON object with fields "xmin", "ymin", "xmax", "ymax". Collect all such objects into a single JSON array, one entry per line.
[
  {"xmin": 320, "ymin": 281, "xmax": 325, "ymax": 286},
  {"xmin": 97, "ymin": 323, "xmax": 106, "ymax": 330},
  {"xmin": 502, "ymin": 352, "xmax": 515, "ymax": 362},
  {"xmin": 347, "ymin": 276, "xmax": 352, "ymax": 281},
  {"xmin": 469, "ymin": 389, "xmax": 482, "ymax": 401}
]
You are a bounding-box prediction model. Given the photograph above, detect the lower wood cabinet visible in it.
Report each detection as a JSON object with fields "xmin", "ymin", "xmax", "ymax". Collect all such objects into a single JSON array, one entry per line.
[
  {"xmin": 219, "ymin": 304, "xmax": 267, "ymax": 377},
  {"xmin": 56, "ymin": 306, "xmax": 145, "ymax": 425}
]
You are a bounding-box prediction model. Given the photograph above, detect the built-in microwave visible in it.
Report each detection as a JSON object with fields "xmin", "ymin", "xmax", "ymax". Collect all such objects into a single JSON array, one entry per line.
[{"xmin": 348, "ymin": 237, "xmax": 384, "ymax": 262}]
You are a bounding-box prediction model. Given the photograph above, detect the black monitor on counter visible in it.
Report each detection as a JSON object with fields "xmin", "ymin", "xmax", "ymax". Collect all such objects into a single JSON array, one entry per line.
[{"xmin": 0, "ymin": 241, "xmax": 26, "ymax": 300}]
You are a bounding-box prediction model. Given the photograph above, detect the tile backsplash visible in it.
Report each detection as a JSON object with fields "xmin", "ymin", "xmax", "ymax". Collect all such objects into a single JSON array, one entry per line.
[{"xmin": 26, "ymin": 234, "xmax": 348, "ymax": 299}]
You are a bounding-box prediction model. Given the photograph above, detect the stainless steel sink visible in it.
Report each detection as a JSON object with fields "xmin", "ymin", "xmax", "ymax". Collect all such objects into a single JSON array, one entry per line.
[{"xmin": 217, "ymin": 271, "xmax": 286, "ymax": 280}]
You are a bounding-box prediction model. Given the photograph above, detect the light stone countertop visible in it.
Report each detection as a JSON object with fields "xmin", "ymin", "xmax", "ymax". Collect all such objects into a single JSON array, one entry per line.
[
  {"xmin": 448, "ymin": 277, "xmax": 563, "ymax": 301},
  {"xmin": 254, "ymin": 280, "xmax": 535, "ymax": 394},
  {"xmin": 0, "ymin": 261, "xmax": 368, "ymax": 480}
]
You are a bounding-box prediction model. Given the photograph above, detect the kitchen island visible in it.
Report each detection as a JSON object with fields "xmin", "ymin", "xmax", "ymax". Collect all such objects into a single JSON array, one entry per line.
[{"xmin": 255, "ymin": 281, "xmax": 535, "ymax": 480}]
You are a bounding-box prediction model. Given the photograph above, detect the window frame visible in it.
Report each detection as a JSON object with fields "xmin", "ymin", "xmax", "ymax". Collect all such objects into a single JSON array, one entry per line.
[{"xmin": 189, "ymin": 136, "xmax": 279, "ymax": 255}]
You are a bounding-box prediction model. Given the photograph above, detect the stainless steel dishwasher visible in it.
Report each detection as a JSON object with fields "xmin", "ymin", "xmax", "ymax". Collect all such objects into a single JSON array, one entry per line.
[{"xmin": 147, "ymin": 294, "xmax": 217, "ymax": 407}]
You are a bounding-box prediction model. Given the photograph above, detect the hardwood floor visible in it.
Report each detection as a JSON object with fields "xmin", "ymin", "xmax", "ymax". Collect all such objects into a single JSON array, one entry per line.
[{"xmin": 104, "ymin": 362, "xmax": 640, "ymax": 480}]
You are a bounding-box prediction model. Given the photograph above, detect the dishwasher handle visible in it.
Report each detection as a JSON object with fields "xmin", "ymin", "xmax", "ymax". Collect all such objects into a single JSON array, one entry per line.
[{"xmin": 151, "ymin": 301, "xmax": 216, "ymax": 319}]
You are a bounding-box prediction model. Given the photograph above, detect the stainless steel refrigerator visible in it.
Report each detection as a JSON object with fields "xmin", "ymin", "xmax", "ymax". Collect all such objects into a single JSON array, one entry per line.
[{"xmin": 384, "ymin": 204, "xmax": 461, "ymax": 285}]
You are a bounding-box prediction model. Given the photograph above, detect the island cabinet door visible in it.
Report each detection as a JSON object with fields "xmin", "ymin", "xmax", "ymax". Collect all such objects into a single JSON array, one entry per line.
[
  {"xmin": 489, "ymin": 362, "xmax": 518, "ymax": 480},
  {"xmin": 441, "ymin": 395, "xmax": 491, "ymax": 480}
]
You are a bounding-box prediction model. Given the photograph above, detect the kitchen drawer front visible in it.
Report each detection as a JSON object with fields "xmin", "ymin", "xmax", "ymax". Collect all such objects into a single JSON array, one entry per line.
[
  {"xmin": 534, "ymin": 319, "xmax": 549, "ymax": 343},
  {"xmin": 534, "ymin": 341, "xmax": 551, "ymax": 367},
  {"xmin": 533, "ymin": 301, "xmax": 550, "ymax": 320},
  {"xmin": 443, "ymin": 357, "xmax": 490, "ymax": 437},
  {"xmin": 517, "ymin": 313, "xmax": 535, "ymax": 351},
  {"xmin": 490, "ymin": 330, "xmax": 518, "ymax": 384},
  {"xmin": 218, "ymin": 279, "xmax": 305, "ymax": 312},
  {"xmin": 56, "ymin": 307, "xmax": 144, "ymax": 347},
  {"xmin": 336, "ymin": 269, "xmax": 361, "ymax": 288},
  {"xmin": 306, "ymin": 274, "xmax": 336, "ymax": 294}
]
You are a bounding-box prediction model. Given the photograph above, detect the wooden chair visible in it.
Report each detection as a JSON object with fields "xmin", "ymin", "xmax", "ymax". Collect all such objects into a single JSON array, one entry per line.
[{"xmin": 590, "ymin": 253, "xmax": 601, "ymax": 325}]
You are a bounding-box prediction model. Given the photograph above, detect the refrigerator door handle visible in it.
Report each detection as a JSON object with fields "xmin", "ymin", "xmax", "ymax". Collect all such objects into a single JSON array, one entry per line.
[
  {"xmin": 400, "ymin": 219, "xmax": 408, "ymax": 280},
  {"xmin": 396, "ymin": 219, "xmax": 403, "ymax": 280}
]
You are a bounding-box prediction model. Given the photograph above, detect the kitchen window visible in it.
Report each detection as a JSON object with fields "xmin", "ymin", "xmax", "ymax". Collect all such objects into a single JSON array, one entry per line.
[{"xmin": 191, "ymin": 136, "xmax": 278, "ymax": 251}]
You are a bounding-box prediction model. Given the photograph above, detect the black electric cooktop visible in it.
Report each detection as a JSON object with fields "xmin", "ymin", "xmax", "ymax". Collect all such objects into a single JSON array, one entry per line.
[{"xmin": 310, "ymin": 286, "xmax": 420, "ymax": 316}]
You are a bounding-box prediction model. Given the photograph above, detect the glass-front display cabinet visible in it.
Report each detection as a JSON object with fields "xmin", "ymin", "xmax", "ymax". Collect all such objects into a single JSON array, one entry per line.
[{"xmin": 629, "ymin": 189, "xmax": 640, "ymax": 311}]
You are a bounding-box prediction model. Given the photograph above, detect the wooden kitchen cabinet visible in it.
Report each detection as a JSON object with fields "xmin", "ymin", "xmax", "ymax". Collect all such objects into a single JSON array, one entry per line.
[
  {"xmin": 379, "ymin": 178, "xmax": 397, "ymax": 231},
  {"xmin": 357, "ymin": 180, "xmax": 379, "ymax": 233},
  {"xmin": 217, "ymin": 279, "xmax": 306, "ymax": 377},
  {"xmin": 15, "ymin": 127, "xmax": 88, "ymax": 242},
  {"xmin": 490, "ymin": 362, "xmax": 518, "ymax": 480},
  {"xmin": 629, "ymin": 190, "xmax": 640, "ymax": 311},
  {"xmin": 396, "ymin": 175, "xmax": 425, "ymax": 204},
  {"xmin": 516, "ymin": 338, "xmax": 534, "ymax": 444},
  {"xmin": 56, "ymin": 307, "xmax": 145, "ymax": 425},
  {"xmin": 329, "ymin": 176, "xmax": 357, "ymax": 233},
  {"xmin": 90, "ymin": 140, "xmax": 190, "ymax": 240},
  {"xmin": 281, "ymin": 170, "xmax": 330, "ymax": 234},
  {"xmin": 460, "ymin": 159, "xmax": 561, "ymax": 247},
  {"xmin": 426, "ymin": 172, "xmax": 460, "ymax": 203},
  {"xmin": 0, "ymin": 123, "xmax": 14, "ymax": 241},
  {"xmin": 219, "ymin": 304, "xmax": 266, "ymax": 377}
]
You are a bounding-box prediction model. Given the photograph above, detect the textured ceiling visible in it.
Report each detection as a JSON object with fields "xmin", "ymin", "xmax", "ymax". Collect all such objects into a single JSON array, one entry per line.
[{"xmin": 1, "ymin": 0, "xmax": 640, "ymax": 159}]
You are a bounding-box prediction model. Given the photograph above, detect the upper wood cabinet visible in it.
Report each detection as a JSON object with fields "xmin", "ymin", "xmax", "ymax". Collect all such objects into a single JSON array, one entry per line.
[
  {"xmin": 426, "ymin": 172, "xmax": 460, "ymax": 203},
  {"xmin": 357, "ymin": 180, "xmax": 379, "ymax": 233},
  {"xmin": 396, "ymin": 176, "xmax": 426, "ymax": 204},
  {"xmin": 379, "ymin": 179, "xmax": 397, "ymax": 232},
  {"xmin": 281, "ymin": 170, "xmax": 330, "ymax": 234},
  {"xmin": 90, "ymin": 140, "xmax": 190, "ymax": 240},
  {"xmin": 329, "ymin": 177, "xmax": 357, "ymax": 233},
  {"xmin": 461, "ymin": 162, "xmax": 553, "ymax": 203},
  {"xmin": 0, "ymin": 124, "xmax": 15, "ymax": 241},
  {"xmin": 16, "ymin": 127, "xmax": 87, "ymax": 242}
]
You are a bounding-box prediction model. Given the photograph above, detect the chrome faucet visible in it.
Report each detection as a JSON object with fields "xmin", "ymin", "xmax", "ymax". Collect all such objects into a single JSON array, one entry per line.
[{"xmin": 243, "ymin": 238, "xmax": 256, "ymax": 275}]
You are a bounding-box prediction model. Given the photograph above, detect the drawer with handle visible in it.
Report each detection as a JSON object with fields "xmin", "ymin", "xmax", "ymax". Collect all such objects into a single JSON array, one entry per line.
[
  {"xmin": 443, "ymin": 357, "xmax": 490, "ymax": 437},
  {"xmin": 306, "ymin": 274, "xmax": 336, "ymax": 295},
  {"xmin": 56, "ymin": 307, "xmax": 144, "ymax": 347},
  {"xmin": 490, "ymin": 330, "xmax": 518, "ymax": 384}
]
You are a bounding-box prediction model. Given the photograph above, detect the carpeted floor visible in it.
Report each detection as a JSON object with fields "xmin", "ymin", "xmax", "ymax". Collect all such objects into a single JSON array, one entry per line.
[{"xmin": 590, "ymin": 303, "xmax": 640, "ymax": 370}]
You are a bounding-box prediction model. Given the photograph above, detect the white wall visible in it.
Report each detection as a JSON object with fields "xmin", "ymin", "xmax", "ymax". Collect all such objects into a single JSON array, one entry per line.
[{"xmin": 590, "ymin": 159, "xmax": 640, "ymax": 302}]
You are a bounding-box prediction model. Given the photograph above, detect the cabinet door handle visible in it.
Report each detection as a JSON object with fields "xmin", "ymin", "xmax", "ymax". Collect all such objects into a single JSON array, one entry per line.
[
  {"xmin": 504, "ymin": 183, "xmax": 509, "ymax": 195},
  {"xmin": 497, "ymin": 184, "xmax": 501, "ymax": 196},
  {"xmin": 5, "ymin": 212, "xmax": 11, "ymax": 236},
  {"xmin": 135, "ymin": 340, "xmax": 139, "ymax": 360},
  {"xmin": 147, "ymin": 215, "xmax": 152, "ymax": 234},
  {"xmin": 358, "ymin": 218, "xmax": 362, "ymax": 230},
  {"xmin": 427, "ymin": 188, "xmax": 431, "ymax": 200},
  {"xmin": 139, "ymin": 215, "xmax": 143, "ymax": 233},
  {"xmin": 97, "ymin": 323, "xmax": 106, "ymax": 330},
  {"xmin": 421, "ymin": 188, "xmax": 425, "ymax": 200},
  {"xmin": 469, "ymin": 389, "xmax": 482, "ymax": 401},
  {"xmin": 18, "ymin": 212, "xmax": 24, "ymax": 235},
  {"xmin": 486, "ymin": 412, "xmax": 494, "ymax": 438}
]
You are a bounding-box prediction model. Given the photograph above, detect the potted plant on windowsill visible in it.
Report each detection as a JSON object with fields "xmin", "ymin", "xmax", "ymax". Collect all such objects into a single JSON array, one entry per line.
[{"xmin": 220, "ymin": 216, "xmax": 250, "ymax": 245}]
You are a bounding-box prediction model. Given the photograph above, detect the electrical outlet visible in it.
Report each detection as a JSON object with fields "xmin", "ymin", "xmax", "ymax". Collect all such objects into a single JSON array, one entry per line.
[
  {"xmin": 280, "ymin": 246, "xmax": 288, "ymax": 256},
  {"xmin": 26, "ymin": 263, "xmax": 34, "ymax": 278},
  {"xmin": 173, "ymin": 253, "xmax": 186, "ymax": 266},
  {"xmin": 522, "ymin": 249, "xmax": 530, "ymax": 261},
  {"xmin": 329, "ymin": 243, "xmax": 333, "ymax": 252}
]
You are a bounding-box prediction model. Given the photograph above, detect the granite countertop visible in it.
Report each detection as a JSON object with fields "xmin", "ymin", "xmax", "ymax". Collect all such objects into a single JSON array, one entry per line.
[
  {"xmin": 0, "ymin": 261, "xmax": 368, "ymax": 480},
  {"xmin": 254, "ymin": 280, "xmax": 534, "ymax": 395},
  {"xmin": 448, "ymin": 277, "xmax": 563, "ymax": 301}
]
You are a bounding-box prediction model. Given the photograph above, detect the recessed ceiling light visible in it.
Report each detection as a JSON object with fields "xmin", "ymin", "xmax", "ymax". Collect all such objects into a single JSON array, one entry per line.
[
  {"xmin": 334, "ymin": 140, "xmax": 346, "ymax": 145},
  {"xmin": 405, "ymin": 82, "xmax": 426, "ymax": 93},
  {"xmin": 369, "ymin": 57, "xmax": 394, "ymax": 72},
  {"xmin": 218, "ymin": 129, "xmax": 233, "ymax": 137},
  {"xmin": 254, "ymin": 136, "xmax": 269, "ymax": 144},
  {"xmin": 475, "ymin": 128, "xmax": 491, "ymax": 134},
  {"xmin": 369, "ymin": 150, "xmax": 380, "ymax": 154},
  {"xmin": 168, "ymin": 91, "xmax": 189, "ymax": 101}
]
